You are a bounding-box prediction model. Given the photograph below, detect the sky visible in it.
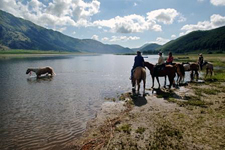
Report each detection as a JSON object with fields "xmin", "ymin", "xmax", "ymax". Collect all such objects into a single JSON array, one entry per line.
[{"xmin": 1, "ymin": 0, "xmax": 225, "ymax": 48}]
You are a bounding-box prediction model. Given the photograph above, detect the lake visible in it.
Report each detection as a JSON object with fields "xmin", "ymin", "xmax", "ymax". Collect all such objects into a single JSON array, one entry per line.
[{"xmin": 0, "ymin": 54, "xmax": 189, "ymax": 149}]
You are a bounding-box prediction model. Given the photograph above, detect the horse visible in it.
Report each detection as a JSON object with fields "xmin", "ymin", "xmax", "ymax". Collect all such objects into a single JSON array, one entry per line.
[
  {"xmin": 182, "ymin": 62, "xmax": 199, "ymax": 81},
  {"xmin": 26, "ymin": 66, "xmax": 55, "ymax": 78},
  {"xmin": 174, "ymin": 63, "xmax": 185, "ymax": 85},
  {"xmin": 202, "ymin": 61, "xmax": 214, "ymax": 78},
  {"xmin": 131, "ymin": 67, "xmax": 146, "ymax": 95},
  {"xmin": 144, "ymin": 62, "xmax": 175, "ymax": 89}
]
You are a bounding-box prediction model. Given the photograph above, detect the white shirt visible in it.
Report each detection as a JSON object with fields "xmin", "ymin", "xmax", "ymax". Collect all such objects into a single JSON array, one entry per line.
[{"xmin": 157, "ymin": 56, "xmax": 164, "ymax": 65}]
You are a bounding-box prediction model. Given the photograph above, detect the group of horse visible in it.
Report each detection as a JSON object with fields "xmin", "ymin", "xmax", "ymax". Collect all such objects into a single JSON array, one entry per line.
[{"xmin": 131, "ymin": 61, "xmax": 213, "ymax": 95}]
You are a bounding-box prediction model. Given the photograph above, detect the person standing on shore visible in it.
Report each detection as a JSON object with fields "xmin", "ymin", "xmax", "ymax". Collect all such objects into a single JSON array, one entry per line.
[
  {"xmin": 130, "ymin": 51, "xmax": 145, "ymax": 80},
  {"xmin": 198, "ymin": 53, "xmax": 204, "ymax": 70}
]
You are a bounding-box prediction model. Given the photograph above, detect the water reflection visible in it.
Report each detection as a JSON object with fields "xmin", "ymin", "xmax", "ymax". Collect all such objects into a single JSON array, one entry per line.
[{"xmin": 27, "ymin": 75, "xmax": 54, "ymax": 83}]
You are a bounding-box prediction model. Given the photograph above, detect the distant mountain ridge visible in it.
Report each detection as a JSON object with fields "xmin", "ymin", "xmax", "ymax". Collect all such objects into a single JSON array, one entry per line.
[
  {"xmin": 0, "ymin": 10, "xmax": 133, "ymax": 54},
  {"xmin": 140, "ymin": 43, "xmax": 161, "ymax": 51},
  {"xmin": 159, "ymin": 26, "xmax": 225, "ymax": 53}
]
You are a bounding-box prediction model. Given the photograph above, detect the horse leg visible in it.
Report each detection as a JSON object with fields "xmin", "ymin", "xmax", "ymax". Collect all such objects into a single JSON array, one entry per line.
[
  {"xmin": 164, "ymin": 76, "xmax": 167, "ymax": 88},
  {"xmin": 176, "ymin": 74, "xmax": 179, "ymax": 84},
  {"xmin": 168, "ymin": 77, "xmax": 172, "ymax": 89},
  {"xmin": 205, "ymin": 69, "xmax": 208, "ymax": 78},
  {"xmin": 132, "ymin": 79, "xmax": 136, "ymax": 94},
  {"xmin": 210, "ymin": 69, "xmax": 212, "ymax": 77},
  {"xmin": 151, "ymin": 76, "xmax": 155, "ymax": 88},
  {"xmin": 182, "ymin": 73, "xmax": 185, "ymax": 82},
  {"xmin": 137, "ymin": 80, "xmax": 140, "ymax": 95},
  {"xmin": 190, "ymin": 71, "xmax": 194, "ymax": 81},
  {"xmin": 196, "ymin": 70, "xmax": 199, "ymax": 81},
  {"xmin": 143, "ymin": 79, "xmax": 146, "ymax": 96},
  {"xmin": 156, "ymin": 77, "xmax": 160, "ymax": 89}
]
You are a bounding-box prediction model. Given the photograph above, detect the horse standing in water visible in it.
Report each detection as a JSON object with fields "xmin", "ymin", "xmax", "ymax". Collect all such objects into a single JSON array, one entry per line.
[
  {"xmin": 26, "ymin": 66, "xmax": 55, "ymax": 78},
  {"xmin": 131, "ymin": 67, "xmax": 146, "ymax": 95},
  {"xmin": 144, "ymin": 62, "xmax": 175, "ymax": 89}
]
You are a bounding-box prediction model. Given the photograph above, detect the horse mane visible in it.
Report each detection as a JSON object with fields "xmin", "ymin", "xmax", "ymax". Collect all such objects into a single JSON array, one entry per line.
[{"xmin": 144, "ymin": 61, "xmax": 154, "ymax": 69}]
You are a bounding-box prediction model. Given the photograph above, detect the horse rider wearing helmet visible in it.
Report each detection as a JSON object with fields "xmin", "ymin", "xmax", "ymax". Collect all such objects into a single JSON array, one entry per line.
[{"xmin": 130, "ymin": 51, "xmax": 145, "ymax": 80}]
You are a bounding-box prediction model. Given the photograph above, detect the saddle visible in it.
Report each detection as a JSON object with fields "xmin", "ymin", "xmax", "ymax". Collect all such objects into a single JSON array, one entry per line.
[{"xmin": 154, "ymin": 64, "xmax": 165, "ymax": 76}]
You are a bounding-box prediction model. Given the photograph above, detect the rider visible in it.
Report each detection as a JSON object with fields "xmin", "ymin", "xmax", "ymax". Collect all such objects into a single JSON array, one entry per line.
[
  {"xmin": 130, "ymin": 51, "xmax": 145, "ymax": 80},
  {"xmin": 166, "ymin": 52, "xmax": 174, "ymax": 65},
  {"xmin": 154, "ymin": 51, "xmax": 165, "ymax": 76},
  {"xmin": 198, "ymin": 53, "xmax": 204, "ymax": 70}
]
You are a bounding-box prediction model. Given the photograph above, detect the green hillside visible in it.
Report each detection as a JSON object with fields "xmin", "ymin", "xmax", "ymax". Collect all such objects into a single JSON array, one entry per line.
[
  {"xmin": 0, "ymin": 10, "xmax": 132, "ymax": 54},
  {"xmin": 159, "ymin": 26, "xmax": 225, "ymax": 53}
]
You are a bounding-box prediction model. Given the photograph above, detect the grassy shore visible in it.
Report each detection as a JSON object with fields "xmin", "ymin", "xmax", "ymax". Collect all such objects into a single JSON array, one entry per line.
[{"xmin": 66, "ymin": 54, "xmax": 225, "ymax": 150}]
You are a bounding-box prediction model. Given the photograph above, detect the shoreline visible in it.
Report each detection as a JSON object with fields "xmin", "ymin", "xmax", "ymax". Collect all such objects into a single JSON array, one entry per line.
[{"xmin": 66, "ymin": 80, "xmax": 225, "ymax": 149}]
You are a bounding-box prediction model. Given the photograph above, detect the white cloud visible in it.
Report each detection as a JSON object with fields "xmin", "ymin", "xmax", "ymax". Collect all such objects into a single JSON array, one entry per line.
[
  {"xmin": 109, "ymin": 36, "xmax": 140, "ymax": 42},
  {"xmin": 133, "ymin": 2, "xmax": 137, "ymax": 6},
  {"xmin": 211, "ymin": 14, "xmax": 225, "ymax": 26},
  {"xmin": 180, "ymin": 14, "xmax": 225, "ymax": 36},
  {"xmin": 178, "ymin": 15, "xmax": 187, "ymax": 23},
  {"xmin": 91, "ymin": 34, "xmax": 99, "ymax": 40},
  {"xmin": 210, "ymin": 0, "xmax": 225, "ymax": 6},
  {"xmin": 197, "ymin": 0, "xmax": 205, "ymax": 2},
  {"xmin": 146, "ymin": 8, "xmax": 179, "ymax": 24},
  {"xmin": 171, "ymin": 34, "xmax": 177, "ymax": 38},
  {"xmin": 94, "ymin": 14, "xmax": 161, "ymax": 33},
  {"xmin": 150, "ymin": 37, "xmax": 170, "ymax": 45},
  {"xmin": 93, "ymin": 8, "xmax": 184, "ymax": 33},
  {"xmin": 101, "ymin": 37, "xmax": 109, "ymax": 41},
  {"xmin": 0, "ymin": 0, "xmax": 100, "ymax": 28},
  {"xmin": 58, "ymin": 27, "xmax": 67, "ymax": 32}
]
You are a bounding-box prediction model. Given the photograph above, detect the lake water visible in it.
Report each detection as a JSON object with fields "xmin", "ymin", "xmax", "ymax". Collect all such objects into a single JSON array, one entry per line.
[{"xmin": 0, "ymin": 54, "xmax": 190, "ymax": 149}]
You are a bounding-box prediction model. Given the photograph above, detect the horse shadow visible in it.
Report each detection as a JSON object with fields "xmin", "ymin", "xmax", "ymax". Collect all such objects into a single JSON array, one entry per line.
[
  {"xmin": 131, "ymin": 94, "xmax": 148, "ymax": 107},
  {"xmin": 152, "ymin": 88, "xmax": 182, "ymax": 100}
]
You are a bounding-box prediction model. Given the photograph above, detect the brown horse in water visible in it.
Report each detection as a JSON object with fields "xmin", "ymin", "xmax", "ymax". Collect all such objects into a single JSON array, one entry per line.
[
  {"xmin": 26, "ymin": 66, "xmax": 55, "ymax": 78},
  {"xmin": 144, "ymin": 62, "xmax": 175, "ymax": 89},
  {"xmin": 132, "ymin": 67, "xmax": 146, "ymax": 95}
]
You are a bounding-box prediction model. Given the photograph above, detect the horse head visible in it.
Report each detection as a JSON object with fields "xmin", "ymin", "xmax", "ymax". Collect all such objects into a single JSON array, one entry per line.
[
  {"xmin": 26, "ymin": 68, "xmax": 31, "ymax": 74},
  {"xmin": 144, "ymin": 61, "xmax": 154, "ymax": 72},
  {"xmin": 202, "ymin": 61, "xmax": 208, "ymax": 66}
]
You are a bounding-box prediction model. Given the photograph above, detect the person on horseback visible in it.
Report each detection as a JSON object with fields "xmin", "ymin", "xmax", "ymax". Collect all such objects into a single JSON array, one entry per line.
[
  {"xmin": 198, "ymin": 53, "xmax": 204, "ymax": 70},
  {"xmin": 130, "ymin": 51, "xmax": 145, "ymax": 80},
  {"xmin": 154, "ymin": 51, "xmax": 165, "ymax": 76},
  {"xmin": 166, "ymin": 52, "xmax": 174, "ymax": 65}
]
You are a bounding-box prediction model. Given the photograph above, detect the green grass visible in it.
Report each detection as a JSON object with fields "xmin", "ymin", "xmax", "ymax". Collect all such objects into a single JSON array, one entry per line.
[
  {"xmin": 116, "ymin": 124, "xmax": 132, "ymax": 134},
  {"xmin": 135, "ymin": 127, "xmax": 146, "ymax": 134},
  {"xmin": 149, "ymin": 121, "xmax": 184, "ymax": 150}
]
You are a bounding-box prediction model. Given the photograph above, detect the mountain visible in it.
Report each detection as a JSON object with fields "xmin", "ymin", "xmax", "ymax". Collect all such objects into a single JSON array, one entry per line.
[
  {"xmin": 159, "ymin": 26, "xmax": 225, "ymax": 53},
  {"xmin": 140, "ymin": 43, "xmax": 161, "ymax": 51},
  {"xmin": 0, "ymin": 10, "xmax": 132, "ymax": 54}
]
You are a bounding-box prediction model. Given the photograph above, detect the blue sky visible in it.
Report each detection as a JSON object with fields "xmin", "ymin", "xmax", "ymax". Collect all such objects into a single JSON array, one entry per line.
[{"xmin": 1, "ymin": 0, "xmax": 225, "ymax": 48}]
